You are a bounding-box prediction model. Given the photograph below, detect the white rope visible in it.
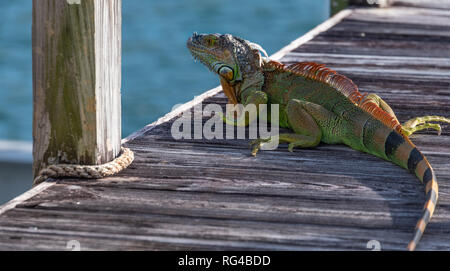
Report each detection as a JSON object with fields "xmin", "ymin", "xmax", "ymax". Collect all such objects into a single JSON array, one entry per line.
[{"xmin": 33, "ymin": 147, "xmax": 134, "ymax": 185}]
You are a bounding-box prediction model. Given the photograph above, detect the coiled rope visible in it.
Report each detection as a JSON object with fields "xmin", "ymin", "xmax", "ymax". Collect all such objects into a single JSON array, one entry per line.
[{"xmin": 33, "ymin": 147, "xmax": 134, "ymax": 185}]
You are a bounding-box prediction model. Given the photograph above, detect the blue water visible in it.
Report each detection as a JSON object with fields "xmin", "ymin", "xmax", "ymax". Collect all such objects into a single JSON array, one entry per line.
[{"xmin": 0, "ymin": 0, "xmax": 328, "ymax": 141}]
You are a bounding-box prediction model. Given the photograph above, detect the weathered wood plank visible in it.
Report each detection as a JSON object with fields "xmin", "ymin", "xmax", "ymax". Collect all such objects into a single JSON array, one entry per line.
[
  {"xmin": 393, "ymin": 0, "xmax": 450, "ymax": 10},
  {"xmin": 295, "ymin": 39, "xmax": 450, "ymax": 58},
  {"xmin": 294, "ymin": 8, "xmax": 450, "ymax": 58},
  {"xmin": 347, "ymin": 7, "xmax": 450, "ymax": 26},
  {"xmin": 330, "ymin": 19, "xmax": 450, "ymax": 37},
  {"xmin": 0, "ymin": 208, "xmax": 433, "ymax": 251}
]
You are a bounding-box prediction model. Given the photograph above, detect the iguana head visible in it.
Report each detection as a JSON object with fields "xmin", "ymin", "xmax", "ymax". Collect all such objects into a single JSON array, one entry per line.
[{"xmin": 187, "ymin": 33, "xmax": 268, "ymax": 104}]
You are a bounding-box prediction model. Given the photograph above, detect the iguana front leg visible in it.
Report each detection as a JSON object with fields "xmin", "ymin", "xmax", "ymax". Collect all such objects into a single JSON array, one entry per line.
[
  {"xmin": 251, "ymin": 99, "xmax": 325, "ymax": 155},
  {"xmin": 361, "ymin": 93, "xmax": 450, "ymax": 136},
  {"xmin": 221, "ymin": 88, "xmax": 268, "ymax": 127}
]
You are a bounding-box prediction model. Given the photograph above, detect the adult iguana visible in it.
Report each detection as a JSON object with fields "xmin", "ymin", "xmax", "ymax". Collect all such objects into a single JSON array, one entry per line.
[{"xmin": 187, "ymin": 33, "xmax": 450, "ymax": 250}]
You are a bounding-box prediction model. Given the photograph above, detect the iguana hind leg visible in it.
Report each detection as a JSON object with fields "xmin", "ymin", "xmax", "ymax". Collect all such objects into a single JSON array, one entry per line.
[
  {"xmin": 402, "ymin": 116, "xmax": 450, "ymax": 136},
  {"xmin": 251, "ymin": 99, "xmax": 323, "ymax": 156},
  {"xmin": 361, "ymin": 93, "xmax": 449, "ymax": 136},
  {"xmin": 360, "ymin": 93, "xmax": 399, "ymax": 122}
]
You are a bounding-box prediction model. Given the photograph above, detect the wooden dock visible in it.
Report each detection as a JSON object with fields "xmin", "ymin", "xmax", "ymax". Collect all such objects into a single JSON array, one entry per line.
[{"xmin": 1, "ymin": 2, "xmax": 449, "ymax": 250}]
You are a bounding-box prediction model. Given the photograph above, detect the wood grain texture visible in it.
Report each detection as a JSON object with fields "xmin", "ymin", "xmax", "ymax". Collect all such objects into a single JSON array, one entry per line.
[
  {"xmin": 5, "ymin": 4, "xmax": 450, "ymax": 250},
  {"xmin": 32, "ymin": 0, "xmax": 121, "ymax": 178}
]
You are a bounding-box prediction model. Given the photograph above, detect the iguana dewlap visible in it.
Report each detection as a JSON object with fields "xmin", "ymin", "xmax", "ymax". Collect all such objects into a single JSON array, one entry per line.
[{"xmin": 187, "ymin": 33, "xmax": 450, "ymax": 251}]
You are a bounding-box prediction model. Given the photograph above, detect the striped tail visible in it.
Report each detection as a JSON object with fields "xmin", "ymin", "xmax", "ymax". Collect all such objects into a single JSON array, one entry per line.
[
  {"xmin": 406, "ymin": 158, "xmax": 438, "ymax": 251},
  {"xmin": 384, "ymin": 130, "xmax": 439, "ymax": 251}
]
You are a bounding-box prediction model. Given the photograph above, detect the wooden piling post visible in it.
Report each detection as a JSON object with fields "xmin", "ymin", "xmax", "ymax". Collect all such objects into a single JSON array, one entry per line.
[
  {"xmin": 330, "ymin": 0, "xmax": 392, "ymax": 16},
  {"xmin": 330, "ymin": 0, "xmax": 349, "ymax": 16},
  {"xmin": 32, "ymin": 0, "xmax": 122, "ymax": 179}
]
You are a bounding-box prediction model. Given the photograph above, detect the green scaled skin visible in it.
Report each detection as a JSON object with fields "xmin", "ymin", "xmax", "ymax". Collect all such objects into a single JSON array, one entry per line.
[{"xmin": 187, "ymin": 33, "xmax": 450, "ymax": 251}]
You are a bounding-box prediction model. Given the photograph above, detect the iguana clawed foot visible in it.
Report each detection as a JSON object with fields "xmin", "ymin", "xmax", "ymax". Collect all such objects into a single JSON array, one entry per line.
[
  {"xmin": 402, "ymin": 116, "xmax": 450, "ymax": 136},
  {"xmin": 250, "ymin": 133, "xmax": 319, "ymax": 156},
  {"xmin": 250, "ymin": 137, "xmax": 275, "ymax": 156}
]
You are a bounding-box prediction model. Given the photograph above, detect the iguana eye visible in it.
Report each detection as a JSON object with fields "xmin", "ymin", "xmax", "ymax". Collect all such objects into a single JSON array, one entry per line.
[
  {"xmin": 219, "ymin": 66, "xmax": 234, "ymax": 81},
  {"xmin": 205, "ymin": 36, "xmax": 217, "ymax": 47}
]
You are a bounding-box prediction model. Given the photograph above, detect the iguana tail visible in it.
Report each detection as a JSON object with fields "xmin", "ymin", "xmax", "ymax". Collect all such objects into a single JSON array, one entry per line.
[
  {"xmin": 270, "ymin": 60, "xmax": 438, "ymax": 250},
  {"xmin": 382, "ymin": 130, "xmax": 438, "ymax": 251},
  {"xmin": 342, "ymin": 73, "xmax": 439, "ymax": 250}
]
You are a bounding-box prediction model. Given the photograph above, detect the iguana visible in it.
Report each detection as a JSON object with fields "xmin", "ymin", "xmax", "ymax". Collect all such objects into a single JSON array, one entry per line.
[{"xmin": 187, "ymin": 33, "xmax": 450, "ymax": 251}]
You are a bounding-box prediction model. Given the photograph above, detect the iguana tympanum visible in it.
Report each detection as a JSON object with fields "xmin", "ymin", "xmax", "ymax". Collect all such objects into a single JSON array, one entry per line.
[{"xmin": 187, "ymin": 33, "xmax": 450, "ymax": 250}]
